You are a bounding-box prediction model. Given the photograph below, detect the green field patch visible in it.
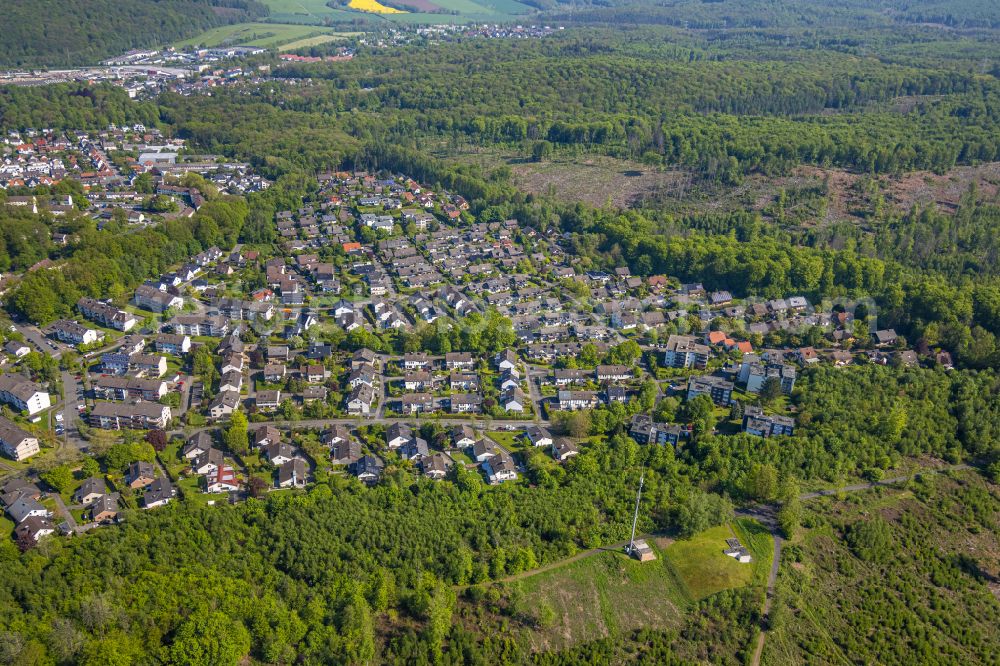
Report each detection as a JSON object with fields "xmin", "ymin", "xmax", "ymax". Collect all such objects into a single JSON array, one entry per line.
[
  {"xmin": 278, "ymin": 34, "xmax": 348, "ymax": 51},
  {"xmin": 174, "ymin": 22, "xmax": 343, "ymax": 49},
  {"xmin": 663, "ymin": 522, "xmax": 770, "ymax": 602},
  {"xmin": 486, "ymin": 430, "xmax": 525, "ymax": 451}
]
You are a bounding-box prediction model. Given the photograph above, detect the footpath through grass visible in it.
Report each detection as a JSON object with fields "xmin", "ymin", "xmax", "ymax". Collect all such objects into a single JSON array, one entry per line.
[{"xmin": 515, "ymin": 543, "xmax": 687, "ymax": 652}]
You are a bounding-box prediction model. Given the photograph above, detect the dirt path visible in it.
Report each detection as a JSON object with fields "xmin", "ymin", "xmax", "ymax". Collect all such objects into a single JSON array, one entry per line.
[{"xmin": 454, "ymin": 535, "xmax": 657, "ymax": 590}]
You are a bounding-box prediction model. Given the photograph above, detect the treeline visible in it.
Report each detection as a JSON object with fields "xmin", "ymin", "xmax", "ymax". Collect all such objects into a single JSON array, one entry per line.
[
  {"xmin": 551, "ymin": 0, "xmax": 1000, "ymax": 31},
  {"xmin": 0, "ymin": 0, "xmax": 269, "ymax": 67},
  {"xmin": 265, "ymin": 31, "xmax": 1000, "ymax": 179},
  {"xmin": 0, "ymin": 84, "xmax": 160, "ymax": 133},
  {"xmin": 161, "ymin": 91, "xmax": 362, "ymax": 180}
]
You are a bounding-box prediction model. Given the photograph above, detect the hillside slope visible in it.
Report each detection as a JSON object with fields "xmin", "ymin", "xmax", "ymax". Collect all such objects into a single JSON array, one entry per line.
[{"xmin": 0, "ymin": 0, "xmax": 269, "ymax": 68}]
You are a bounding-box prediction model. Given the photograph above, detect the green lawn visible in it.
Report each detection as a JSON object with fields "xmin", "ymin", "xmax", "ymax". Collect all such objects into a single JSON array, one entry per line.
[
  {"xmin": 663, "ymin": 521, "xmax": 771, "ymax": 602},
  {"xmin": 447, "ymin": 449, "xmax": 473, "ymax": 465},
  {"xmin": 176, "ymin": 474, "xmax": 216, "ymax": 506},
  {"xmin": 158, "ymin": 440, "xmax": 187, "ymax": 480},
  {"xmin": 0, "ymin": 515, "xmax": 14, "ymax": 541},
  {"xmin": 486, "ymin": 430, "xmax": 525, "ymax": 452},
  {"xmin": 516, "ymin": 544, "xmax": 687, "ymax": 652}
]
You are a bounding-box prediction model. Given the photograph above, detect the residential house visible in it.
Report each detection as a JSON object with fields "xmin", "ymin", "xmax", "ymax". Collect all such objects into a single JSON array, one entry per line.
[
  {"xmin": 218, "ymin": 370, "xmax": 242, "ymax": 394},
  {"xmin": 595, "ymin": 365, "xmax": 632, "ymax": 382},
  {"xmin": 73, "ymin": 477, "xmax": 108, "ymax": 506},
  {"xmin": 400, "ymin": 437, "xmax": 430, "ymax": 461},
  {"xmin": 421, "ymin": 452, "xmax": 452, "ymax": 480},
  {"xmin": 558, "ymin": 390, "xmax": 599, "ymax": 411},
  {"xmin": 351, "ymin": 455, "xmax": 384, "ymax": 485},
  {"xmin": 351, "ymin": 348, "xmax": 377, "ymax": 370},
  {"xmin": 90, "ymin": 494, "xmax": 119, "ymax": 523},
  {"xmin": 205, "ymin": 465, "xmax": 239, "ymax": 493},
  {"xmin": 15, "ymin": 515, "xmax": 56, "ymax": 542},
  {"xmin": 208, "ymin": 390, "xmax": 241, "ymax": 419},
  {"xmin": 399, "ymin": 393, "xmax": 434, "ymax": 415},
  {"xmin": 494, "ymin": 349, "xmax": 518, "ymax": 371},
  {"xmin": 552, "ymin": 439, "xmax": 579, "ymax": 462},
  {"xmin": 301, "ymin": 364, "xmax": 325, "ymax": 383},
  {"xmin": 552, "ymin": 369, "xmax": 589, "ymax": 386},
  {"xmin": 92, "ymin": 376, "xmax": 168, "ymax": 402},
  {"xmin": 130, "ymin": 353, "xmax": 168, "ymax": 378},
  {"xmin": 263, "ymin": 363, "xmax": 287, "ymax": 383},
  {"xmin": 7, "ymin": 495, "xmax": 49, "ymax": 524},
  {"xmin": 191, "ymin": 448, "xmax": 225, "ymax": 476},
  {"xmin": 346, "ymin": 384, "xmax": 374, "ymax": 415},
  {"xmin": 450, "ymin": 372, "xmax": 480, "ymax": 392},
  {"xmin": 741, "ymin": 359, "xmax": 796, "ymax": 394},
  {"xmin": 501, "ymin": 387, "xmax": 527, "ymax": 412},
  {"xmin": 873, "ymin": 329, "xmax": 899, "ymax": 346},
  {"xmin": 451, "ymin": 424, "xmax": 476, "ymax": 448},
  {"xmin": 264, "ymin": 442, "xmax": 296, "ymax": 466},
  {"xmin": 125, "ymin": 461, "xmax": 156, "ymax": 489},
  {"xmin": 629, "ymin": 414, "xmax": 683, "ymax": 447},
  {"xmin": 255, "ymin": 390, "xmax": 282, "ymax": 411},
  {"xmin": 471, "ymin": 438, "xmax": 500, "ymax": 463},
  {"xmin": 797, "ymin": 347, "xmax": 820, "ymax": 365},
  {"xmin": 253, "ymin": 425, "xmax": 281, "ymax": 449},
  {"xmin": 331, "ymin": 438, "xmax": 362, "ymax": 466},
  {"xmin": 498, "ymin": 368, "xmax": 521, "ymax": 391},
  {"xmin": 403, "ymin": 371, "xmax": 434, "ymax": 391},
  {"xmin": 450, "ymin": 393, "xmax": 482, "ymax": 414},
  {"xmin": 77, "ymin": 297, "xmax": 137, "ymax": 331},
  {"xmin": 4, "ymin": 341, "xmax": 29, "ymax": 358},
  {"xmin": 134, "ymin": 284, "xmax": 183, "ymax": 312},
  {"xmin": 278, "ymin": 458, "xmax": 307, "ymax": 488},
  {"xmin": 144, "ymin": 477, "xmax": 176, "ymax": 508},
  {"xmin": 183, "ymin": 432, "xmax": 213, "ymax": 460},
  {"xmin": 348, "ymin": 366, "xmax": 377, "ymax": 389},
  {"xmin": 0, "ymin": 374, "xmax": 51, "ymax": 416},
  {"xmin": 155, "ymin": 334, "xmax": 191, "ymax": 355},
  {"xmin": 444, "ymin": 352, "xmax": 474, "ymax": 370},
  {"xmin": 524, "ymin": 425, "xmax": 553, "ymax": 448},
  {"xmin": 0, "ymin": 417, "xmax": 39, "ymax": 461},
  {"xmin": 403, "ymin": 352, "xmax": 432, "ymax": 370},
  {"xmin": 483, "ymin": 451, "xmax": 518, "ymax": 484},
  {"xmin": 49, "ymin": 320, "xmax": 103, "ymax": 346}
]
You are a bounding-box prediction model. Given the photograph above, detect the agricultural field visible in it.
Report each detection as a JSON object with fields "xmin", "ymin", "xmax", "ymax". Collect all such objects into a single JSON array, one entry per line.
[
  {"xmin": 257, "ymin": 0, "xmax": 363, "ymax": 24},
  {"xmin": 173, "ymin": 22, "xmax": 345, "ymax": 49},
  {"xmin": 348, "ymin": 0, "xmax": 405, "ymax": 13},
  {"xmin": 260, "ymin": 0, "xmax": 533, "ymax": 25}
]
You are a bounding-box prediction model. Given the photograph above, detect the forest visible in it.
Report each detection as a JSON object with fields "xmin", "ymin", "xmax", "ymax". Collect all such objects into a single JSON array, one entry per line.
[{"xmin": 0, "ymin": 0, "xmax": 269, "ymax": 67}]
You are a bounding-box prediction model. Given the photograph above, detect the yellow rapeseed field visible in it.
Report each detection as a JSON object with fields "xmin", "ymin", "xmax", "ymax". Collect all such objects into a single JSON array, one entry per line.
[{"xmin": 348, "ymin": 0, "xmax": 405, "ymax": 13}]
